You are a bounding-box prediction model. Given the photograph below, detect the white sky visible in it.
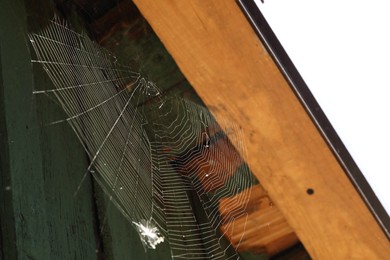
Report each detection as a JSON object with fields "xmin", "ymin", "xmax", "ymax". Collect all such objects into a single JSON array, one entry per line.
[{"xmin": 254, "ymin": 0, "xmax": 390, "ymax": 215}]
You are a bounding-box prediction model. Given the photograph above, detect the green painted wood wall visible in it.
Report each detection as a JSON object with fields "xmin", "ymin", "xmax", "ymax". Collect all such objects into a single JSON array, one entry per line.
[{"xmin": 0, "ymin": 0, "xmax": 99, "ymax": 259}]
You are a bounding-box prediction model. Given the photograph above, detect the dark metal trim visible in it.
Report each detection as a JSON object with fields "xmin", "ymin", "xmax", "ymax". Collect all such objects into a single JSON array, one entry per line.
[{"xmin": 238, "ymin": 0, "xmax": 390, "ymax": 239}]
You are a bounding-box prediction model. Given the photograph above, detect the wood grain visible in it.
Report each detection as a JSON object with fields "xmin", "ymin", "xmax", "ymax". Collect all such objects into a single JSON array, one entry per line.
[
  {"xmin": 133, "ymin": 0, "xmax": 390, "ymax": 258},
  {"xmin": 0, "ymin": 1, "xmax": 99, "ymax": 259},
  {"xmin": 221, "ymin": 202, "xmax": 298, "ymax": 255},
  {"xmin": 220, "ymin": 185, "xmax": 298, "ymax": 255},
  {"xmin": 219, "ymin": 185, "xmax": 268, "ymax": 223}
]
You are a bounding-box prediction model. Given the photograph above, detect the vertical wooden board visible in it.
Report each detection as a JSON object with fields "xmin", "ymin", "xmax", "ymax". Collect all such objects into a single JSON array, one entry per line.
[
  {"xmin": 0, "ymin": 1, "xmax": 51, "ymax": 258},
  {"xmin": 0, "ymin": 0, "xmax": 99, "ymax": 259},
  {"xmin": 0, "ymin": 37, "xmax": 14, "ymax": 260},
  {"xmin": 132, "ymin": 0, "xmax": 390, "ymax": 259},
  {"xmin": 32, "ymin": 56, "xmax": 100, "ymax": 259}
]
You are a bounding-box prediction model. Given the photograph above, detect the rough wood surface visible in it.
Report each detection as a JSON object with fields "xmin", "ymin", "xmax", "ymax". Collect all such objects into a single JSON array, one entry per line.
[
  {"xmin": 221, "ymin": 200, "xmax": 298, "ymax": 255},
  {"xmin": 133, "ymin": 0, "xmax": 390, "ymax": 258},
  {"xmin": 0, "ymin": 1, "xmax": 99, "ymax": 259},
  {"xmin": 219, "ymin": 185, "xmax": 268, "ymax": 223},
  {"xmin": 220, "ymin": 185, "xmax": 298, "ymax": 255}
]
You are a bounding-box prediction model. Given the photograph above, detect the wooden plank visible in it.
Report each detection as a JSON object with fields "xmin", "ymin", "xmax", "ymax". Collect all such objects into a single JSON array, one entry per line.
[
  {"xmin": 221, "ymin": 203, "xmax": 298, "ymax": 255},
  {"xmin": 220, "ymin": 185, "xmax": 298, "ymax": 255},
  {"xmin": 219, "ymin": 185, "xmax": 267, "ymax": 223},
  {"xmin": 0, "ymin": 1, "xmax": 99, "ymax": 259},
  {"xmin": 132, "ymin": 0, "xmax": 390, "ymax": 258}
]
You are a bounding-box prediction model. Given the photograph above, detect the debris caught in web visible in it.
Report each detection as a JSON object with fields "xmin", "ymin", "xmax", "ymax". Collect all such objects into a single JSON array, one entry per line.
[{"xmin": 133, "ymin": 219, "xmax": 165, "ymax": 250}]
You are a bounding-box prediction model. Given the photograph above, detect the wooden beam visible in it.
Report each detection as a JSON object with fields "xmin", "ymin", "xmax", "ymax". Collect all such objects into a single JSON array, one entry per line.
[
  {"xmin": 220, "ymin": 185, "xmax": 298, "ymax": 255},
  {"xmin": 133, "ymin": 0, "xmax": 390, "ymax": 258},
  {"xmin": 221, "ymin": 201, "xmax": 298, "ymax": 255},
  {"xmin": 219, "ymin": 185, "xmax": 268, "ymax": 223}
]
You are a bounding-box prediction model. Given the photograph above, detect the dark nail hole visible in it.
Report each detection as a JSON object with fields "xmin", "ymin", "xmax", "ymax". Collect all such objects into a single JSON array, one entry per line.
[{"xmin": 306, "ymin": 188, "xmax": 314, "ymax": 195}]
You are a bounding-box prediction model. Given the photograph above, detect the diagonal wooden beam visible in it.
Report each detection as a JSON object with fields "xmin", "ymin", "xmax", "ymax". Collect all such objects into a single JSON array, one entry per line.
[{"xmin": 133, "ymin": 0, "xmax": 390, "ymax": 258}]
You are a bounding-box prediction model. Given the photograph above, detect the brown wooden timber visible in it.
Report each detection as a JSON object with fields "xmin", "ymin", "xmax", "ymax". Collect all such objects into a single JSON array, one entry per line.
[
  {"xmin": 221, "ymin": 201, "xmax": 298, "ymax": 255},
  {"xmin": 219, "ymin": 185, "xmax": 268, "ymax": 223},
  {"xmin": 133, "ymin": 0, "xmax": 390, "ymax": 258},
  {"xmin": 220, "ymin": 185, "xmax": 298, "ymax": 255}
]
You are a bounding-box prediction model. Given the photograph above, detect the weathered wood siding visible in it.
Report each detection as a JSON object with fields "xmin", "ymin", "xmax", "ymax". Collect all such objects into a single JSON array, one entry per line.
[{"xmin": 0, "ymin": 0, "xmax": 99, "ymax": 259}]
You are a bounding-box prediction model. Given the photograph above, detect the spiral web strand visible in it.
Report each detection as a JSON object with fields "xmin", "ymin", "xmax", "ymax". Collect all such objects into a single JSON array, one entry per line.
[{"xmin": 29, "ymin": 17, "xmax": 256, "ymax": 259}]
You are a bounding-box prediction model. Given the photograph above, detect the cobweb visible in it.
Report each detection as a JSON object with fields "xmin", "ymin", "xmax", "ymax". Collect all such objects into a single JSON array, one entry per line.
[{"xmin": 29, "ymin": 17, "xmax": 256, "ymax": 259}]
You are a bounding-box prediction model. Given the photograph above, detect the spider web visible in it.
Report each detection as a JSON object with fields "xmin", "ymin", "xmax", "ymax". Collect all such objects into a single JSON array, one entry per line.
[{"xmin": 29, "ymin": 17, "xmax": 256, "ymax": 259}]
